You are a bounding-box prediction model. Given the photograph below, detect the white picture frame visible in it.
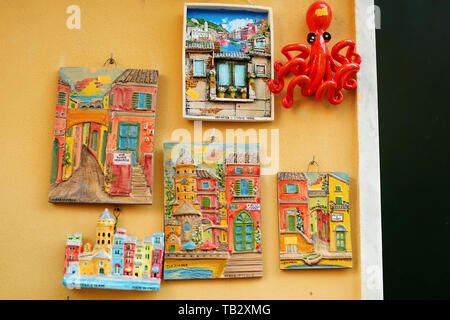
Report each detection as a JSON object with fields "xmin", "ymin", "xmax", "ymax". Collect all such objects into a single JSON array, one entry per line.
[{"xmin": 182, "ymin": 3, "xmax": 274, "ymax": 122}]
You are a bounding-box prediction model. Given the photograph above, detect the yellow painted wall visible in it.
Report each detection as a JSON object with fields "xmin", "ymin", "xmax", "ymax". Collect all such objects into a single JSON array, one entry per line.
[{"xmin": 0, "ymin": 0, "xmax": 360, "ymax": 299}]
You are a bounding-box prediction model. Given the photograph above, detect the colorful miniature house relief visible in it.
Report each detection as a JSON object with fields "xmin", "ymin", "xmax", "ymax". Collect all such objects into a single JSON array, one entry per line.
[
  {"xmin": 63, "ymin": 208, "xmax": 165, "ymax": 291},
  {"xmin": 183, "ymin": 4, "xmax": 274, "ymax": 121},
  {"xmin": 163, "ymin": 142, "xmax": 262, "ymax": 279},
  {"xmin": 277, "ymin": 172, "xmax": 352, "ymax": 269},
  {"xmin": 49, "ymin": 67, "xmax": 158, "ymax": 204}
]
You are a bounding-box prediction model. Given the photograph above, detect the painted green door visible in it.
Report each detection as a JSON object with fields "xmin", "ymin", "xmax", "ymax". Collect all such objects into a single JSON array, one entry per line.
[
  {"xmin": 50, "ymin": 139, "xmax": 59, "ymax": 184},
  {"xmin": 117, "ymin": 122, "xmax": 140, "ymax": 164},
  {"xmin": 336, "ymin": 231, "xmax": 346, "ymax": 251},
  {"xmin": 288, "ymin": 215, "xmax": 296, "ymax": 231},
  {"xmin": 233, "ymin": 211, "xmax": 254, "ymax": 252},
  {"xmin": 91, "ymin": 130, "xmax": 98, "ymax": 151},
  {"xmin": 100, "ymin": 130, "xmax": 108, "ymax": 166}
]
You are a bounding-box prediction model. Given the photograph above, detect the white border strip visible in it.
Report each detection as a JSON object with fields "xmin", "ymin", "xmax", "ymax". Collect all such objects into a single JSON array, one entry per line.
[{"xmin": 356, "ymin": 0, "xmax": 384, "ymax": 300}]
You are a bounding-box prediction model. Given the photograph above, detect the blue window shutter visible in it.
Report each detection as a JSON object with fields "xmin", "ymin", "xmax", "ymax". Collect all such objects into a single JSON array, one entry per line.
[
  {"xmin": 218, "ymin": 63, "xmax": 230, "ymax": 86},
  {"xmin": 234, "ymin": 64, "xmax": 246, "ymax": 87},
  {"xmin": 193, "ymin": 60, "xmax": 205, "ymax": 76}
]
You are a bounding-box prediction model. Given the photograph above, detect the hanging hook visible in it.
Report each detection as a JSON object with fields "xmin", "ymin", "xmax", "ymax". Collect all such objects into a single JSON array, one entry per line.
[
  {"xmin": 307, "ymin": 156, "xmax": 320, "ymax": 173},
  {"xmin": 113, "ymin": 207, "xmax": 121, "ymax": 232},
  {"xmin": 103, "ymin": 53, "xmax": 117, "ymax": 68},
  {"xmin": 208, "ymin": 128, "xmax": 217, "ymax": 143}
]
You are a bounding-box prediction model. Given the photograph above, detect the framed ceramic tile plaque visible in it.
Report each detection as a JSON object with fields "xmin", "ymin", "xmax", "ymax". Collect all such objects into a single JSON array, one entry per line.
[
  {"xmin": 163, "ymin": 142, "xmax": 263, "ymax": 279},
  {"xmin": 49, "ymin": 67, "xmax": 158, "ymax": 204},
  {"xmin": 277, "ymin": 172, "xmax": 352, "ymax": 270},
  {"xmin": 182, "ymin": 3, "xmax": 274, "ymax": 121}
]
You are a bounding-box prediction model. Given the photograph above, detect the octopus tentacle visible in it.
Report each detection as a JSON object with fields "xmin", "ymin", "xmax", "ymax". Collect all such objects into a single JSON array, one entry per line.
[
  {"xmin": 282, "ymin": 75, "xmax": 313, "ymax": 108},
  {"xmin": 315, "ymin": 80, "xmax": 339, "ymax": 104},
  {"xmin": 281, "ymin": 43, "xmax": 310, "ymax": 61},
  {"xmin": 315, "ymin": 63, "xmax": 361, "ymax": 104},
  {"xmin": 274, "ymin": 61, "xmax": 284, "ymax": 72},
  {"xmin": 281, "ymin": 44, "xmax": 310, "ymax": 75},
  {"xmin": 331, "ymin": 40, "xmax": 361, "ymax": 67},
  {"xmin": 268, "ymin": 57, "xmax": 308, "ymax": 94},
  {"xmin": 341, "ymin": 65, "xmax": 360, "ymax": 91}
]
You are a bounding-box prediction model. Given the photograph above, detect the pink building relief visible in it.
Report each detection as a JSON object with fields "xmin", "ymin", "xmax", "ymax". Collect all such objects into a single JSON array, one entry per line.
[
  {"xmin": 105, "ymin": 152, "xmax": 132, "ymax": 196},
  {"xmin": 110, "ymin": 85, "xmax": 157, "ymax": 112}
]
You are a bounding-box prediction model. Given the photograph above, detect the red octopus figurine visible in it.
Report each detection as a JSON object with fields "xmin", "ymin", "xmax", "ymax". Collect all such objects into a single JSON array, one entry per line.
[{"xmin": 268, "ymin": 1, "xmax": 361, "ymax": 108}]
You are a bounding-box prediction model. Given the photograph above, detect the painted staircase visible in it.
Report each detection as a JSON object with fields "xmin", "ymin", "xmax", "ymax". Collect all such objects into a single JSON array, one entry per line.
[
  {"xmin": 223, "ymin": 252, "xmax": 263, "ymax": 278},
  {"xmin": 131, "ymin": 166, "xmax": 151, "ymax": 198}
]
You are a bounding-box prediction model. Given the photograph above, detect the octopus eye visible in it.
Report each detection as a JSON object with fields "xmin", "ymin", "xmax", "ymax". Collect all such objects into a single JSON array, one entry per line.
[
  {"xmin": 307, "ymin": 32, "xmax": 316, "ymax": 44},
  {"xmin": 323, "ymin": 32, "xmax": 332, "ymax": 41}
]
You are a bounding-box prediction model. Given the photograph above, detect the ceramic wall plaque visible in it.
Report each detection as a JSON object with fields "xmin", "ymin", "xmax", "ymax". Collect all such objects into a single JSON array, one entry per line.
[
  {"xmin": 182, "ymin": 3, "xmax": 274, "ymax": 121},
  {"xmin": 49, "ymin": 67, "xmax": 158, "ymax": 204},
  {"xmin": 277, "ymin": 172, "xmax": 352, "ymax": 269},
  {"xmin": 163, "ymin": 142, "xmax": 263, "ymax": 279},
  {"xmin": 63, "ymin": 208, "xmax": 164, "ymax": 291}
]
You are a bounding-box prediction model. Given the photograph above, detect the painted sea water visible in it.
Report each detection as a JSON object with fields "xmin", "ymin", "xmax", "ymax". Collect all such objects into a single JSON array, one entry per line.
[
  {"xmin": 63, "ymin": 274, "xmax": 161, "ymax": 291},
  {"xmin": 164, "ymin": 267, "xmax": 214, "ymax": 280},
  {"xmin": 221, "ymin": 41, "xmax": 246, "ymax": 52}
]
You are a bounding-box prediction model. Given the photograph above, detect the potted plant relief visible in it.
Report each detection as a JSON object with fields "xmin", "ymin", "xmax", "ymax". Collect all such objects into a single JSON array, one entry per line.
[
  {"xmin": 228, "ymin": 86, "xmax": 237, "ymax": 98},
  {"xmin": 209, "ymin": 69, "xmax": 216, "ymax": 82},
  {"xmin": 240, "ymin": 87, "xmax": 247, "ymax": 99},
  {"xmin": 217, "ymin": 87, "xmax": 226, "ymax": 98},
  {"xmin": 248, "ymin": 71, "xmax": 256, "ymax": 88}
]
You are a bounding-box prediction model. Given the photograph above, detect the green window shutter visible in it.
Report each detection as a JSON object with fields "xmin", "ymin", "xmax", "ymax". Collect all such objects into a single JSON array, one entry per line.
[
  {"xmin": 132, "ymin": 92, "xmax": 139, "ymax": 109},
  {"xmin": 202, "ymin": 197, "xmax": 210, "ymax": 208},
  {"xmin": 248, "ymin": 180, "xmax": 253, "ymax": 195},
  {"xmin": 145, "ymin": 93, "xmax": 153, "ymax": 110},
  {"xmin": 336, "ymin": 197, "xmax": 342, "ymax": 205},
  {"xmin": 58, "ymin": 92, "xmax": 66, "ymax": 105},
  {"xmin": 110, "ymin": 94, "xmax": 114, "ymax": 106},
  {"xmin": 295, "ymin": 184, "xmax": 299, "ymax": 193},
  {"xmin": 283, "ymin": 184, "xmax": 287, "ymax": 193},
  {"xmin": 235, "ymin": 180, "xmax": 241, "ymax": 195},
  {"xmin": 91, "ymin": 130, "xmax": 98, "ymax": 151},
  {"xmin": 248, "ymin": 167, "xmax": 253, "ymax": 173}
]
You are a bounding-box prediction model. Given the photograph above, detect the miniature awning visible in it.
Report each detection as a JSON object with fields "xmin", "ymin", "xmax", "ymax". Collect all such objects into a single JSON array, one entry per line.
[
  {"xmin": 214, "ymin": 52, "xmax": 251, "ymax": 61},
  {"xmin": 199, "ymin": 240, "xmax": 216, "ymax": 250},
  {"xmin": 181, "ymin": 240, "xmax": 197, "ymax": 250}
]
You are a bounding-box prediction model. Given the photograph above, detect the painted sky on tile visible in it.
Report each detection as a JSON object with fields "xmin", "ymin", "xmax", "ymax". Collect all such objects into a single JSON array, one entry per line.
[
  {"xmin": 187, "ymin": 8, "xmax": 268, "ymax": 32},
  {"xmin": 60, "ymin": 67, "xmax": 123, "ymax": 97}
]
